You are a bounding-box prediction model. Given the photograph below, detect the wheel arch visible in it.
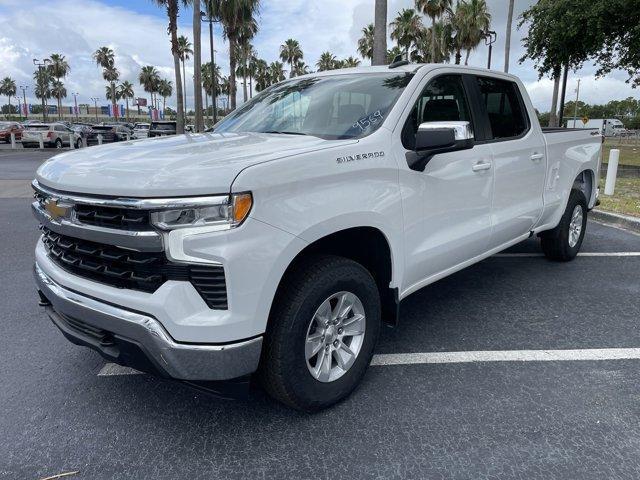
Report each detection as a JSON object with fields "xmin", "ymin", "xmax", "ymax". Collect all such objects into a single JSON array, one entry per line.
[{"xmin": 573, "ymin": 168, "xmax": 597, "ymax": 209}]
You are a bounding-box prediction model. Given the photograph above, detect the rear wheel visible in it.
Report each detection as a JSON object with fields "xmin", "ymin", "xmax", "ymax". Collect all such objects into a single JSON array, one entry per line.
[
  {"xmin": 54, "ymin": 138, "xmax": 63, "ymax": 149},
  {"xmin": 75, "ymin": 139, "xmax": 82, "ymax": 149},
  {"xmin": 259, "ymin": 255, "xmax": 381, "ymax": 411},
  {"xmin": 540, "ymin": 188, "xmax": 588, "ymax": 261}
]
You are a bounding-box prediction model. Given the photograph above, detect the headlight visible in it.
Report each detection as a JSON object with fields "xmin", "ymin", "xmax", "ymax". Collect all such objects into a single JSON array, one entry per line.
[{"xmin": 150, "ymin": 192, "xmax": 252, "ymax": 230}]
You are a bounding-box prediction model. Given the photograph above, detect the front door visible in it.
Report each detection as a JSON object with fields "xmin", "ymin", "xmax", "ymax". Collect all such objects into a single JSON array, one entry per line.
[{"xmin": 395, "ymin": 74, "xmax": 494, "ymax": 295}]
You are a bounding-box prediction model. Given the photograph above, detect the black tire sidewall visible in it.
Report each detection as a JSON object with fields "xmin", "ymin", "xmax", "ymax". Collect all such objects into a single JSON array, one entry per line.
[
  {"xmin": 269, "ymin": 259, "xmax": 381, "ymax": 410},
  {"xmin": 553, "ymin": 189, "xmax": 588, "ymax": 258},
  {"xmin": 55, "ymin": 139, "xmax": 63, "ymax": 148}
]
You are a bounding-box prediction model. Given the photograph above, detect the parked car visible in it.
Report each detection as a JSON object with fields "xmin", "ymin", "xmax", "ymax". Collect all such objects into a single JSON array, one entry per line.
[
  {"xmin": 22, "ymin": 123, "xmax": 82, "ymax": 148},
  {"xmin": 86, "ymin": 125, "xmax": 132, "ymax": 145},
  {"xmin": 71, "ymin": 123, "xmax": 93, "ymax": 140},
  {"xmin": 0, "ymin": 121, "xmax": 24, "ymax": 142},
  {"xmin": 32, "ymin": 65, "xmax": 601, "ymax": 411},
  {"xmin": 132, "ymin": 122, "xmax": 150, "ymax": 139},
  {"xmin": 148, "ymin": 120, "xmax": 176, "ymax": 137}
]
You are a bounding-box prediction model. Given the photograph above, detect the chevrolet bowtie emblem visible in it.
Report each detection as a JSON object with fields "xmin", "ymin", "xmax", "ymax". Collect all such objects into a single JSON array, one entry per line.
[{"xmin": 44, "ymin": 198, "xmax": 70, "ymax": 221}]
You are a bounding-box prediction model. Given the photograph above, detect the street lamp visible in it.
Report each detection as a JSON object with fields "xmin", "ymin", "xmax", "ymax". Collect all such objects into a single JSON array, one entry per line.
[
  {"xmin": 200, "ymin": 9, "xmax": 219, "ymax": 125},
  {"xmin": 72, "ymin": 92, "xmax": 80, "ymax": 122},
  {"xmin": 19, "ymin": 86, "xmax": 28, "ymax": 120},
  {"xmin": 33, "ymin": 58, "xmax": 51, "ymax": 121},
  {"xmin": 91, "ymin": 97, "xmax": 99, "ymax": 123},
  {"xmin": 484, "ymin": 31, "xmax": 497, "ymax": 69}
]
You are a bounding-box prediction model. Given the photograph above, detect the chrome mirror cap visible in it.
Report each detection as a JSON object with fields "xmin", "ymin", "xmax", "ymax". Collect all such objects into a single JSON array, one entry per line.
[{"xmin": 418, "ymin": 120, "xmax": 474, "ymax": 141}]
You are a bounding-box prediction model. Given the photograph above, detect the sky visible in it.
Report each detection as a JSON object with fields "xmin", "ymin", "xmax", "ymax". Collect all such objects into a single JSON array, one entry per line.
[{"xmin": 0, "ymin": 0, "xmax": 637, "ymax": 113}]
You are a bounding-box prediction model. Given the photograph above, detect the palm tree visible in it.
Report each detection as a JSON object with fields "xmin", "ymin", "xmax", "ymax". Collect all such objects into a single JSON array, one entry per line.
[
  {"xmin": 342, "ymin": 56, "xmax": 361, "ymax": 68},
  {"xmin": 192, "ymin": 0, "xmax": 204, "ymax": 131},
  {"xmin": 236, "ymin": 38, "xmax": 256, "ymax": 102},
  {"xmin": 280, "ymin": 39, "xmax": 303, "ymax": 78},
  {"xmin": 386, "ymin": 45, "xmax": 404, "ymax": 63},
  {"xmin": 373, "ymin": 0, "xmax": 387, "ymax": 65},
  {"xmin": 268, "ymin": 61, "xmax": 285, "ymax": 84},
  {"xmin": 0, "ymin": 77, "xmax": 17, "ymax": 119},
  {"xmin": 316, "ymin": 51, "xmax": 337, "ymax": 71},
  {"xmin": 139, "ymin": 66, "xmax": 160, "ymax": 110},
  {"xmin": 177, "ymin": 35, "xmax": 193, "ymax": 120},
  {"xmin": 48, "ymin": 54, "xmax": 70, "ymax": 119},
  {"xmin": 152, "ymin": 0, "xmax": 186, "ymax": 133},
  {"xmin": 202, "ymin": 62, "xmax": 220, "ymax": 121},
  {"xmin": 456, "ymin": 0, "xmax": 491, "ymax": 65},
  {"xmin": 157, "ymin": 78, "xmax": 173, "ymax": 114},
  {"xmin": 33, "ymin": 68, "xmax": 52, "ymax": 119},
  {"xmin": 105, "ymin": 85, "xmax": 122, "ymax": 103},
  {"xmin": 50, "ymin": 81, "xmax": 67, "ymax": 118},
  {"xmin": 206, "ymin": 0, "xmax": 260, "ymax": 111},
  {"xmin": 416, "ymin": 0, "xmax": 452, "ymax": 63},
  {"xmin": 291, "ymin": 60, "xmax": 310, "ymax": 77},
  {"xmin": 504, "ymin": 0, "xmax": 514, "ymax": 72},
  {"xmin": 358, "ymin": 24, "xmax": 375, "ymax": 63},
  {"xmin": 253, "ymin": 58, "xmax": 270, "ymax": 92},
  {"xmin": 390, "ymin": 9, "xmax": 423, "ymax": 59},
  {"xmin": 93, "ymin": 47, "xmax": 120, "ymax": 120},
  {"xmin": 118, "ymin": 81, "xmax": 135, "ymax": 122}
]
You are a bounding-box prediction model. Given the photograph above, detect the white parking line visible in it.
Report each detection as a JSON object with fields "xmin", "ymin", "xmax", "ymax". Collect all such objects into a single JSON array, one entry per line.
[
  {"xmin": 493, "ymin": 252, "xmax": 640, "ymax": 257},
  {"xmin": 370, "ymin": 348, "xmax": 640, "ymax": 366},
  {"xmin": 98, "ymin": 347, "xmax": 640, "ymax": 376}
]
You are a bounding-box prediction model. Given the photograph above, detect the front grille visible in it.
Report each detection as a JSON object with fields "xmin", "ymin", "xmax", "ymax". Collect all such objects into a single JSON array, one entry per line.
[
  {"xmin": 41, "ymin": 227, "xmax": 227, "ymax": 309},
  {"xmin": 75, "ymin": 204, "xmax": 151, "ymax": 231}
]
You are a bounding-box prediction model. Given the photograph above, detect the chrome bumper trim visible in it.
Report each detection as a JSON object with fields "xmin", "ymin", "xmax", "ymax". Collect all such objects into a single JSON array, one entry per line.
[
  {"xmin": 34, "ymin": 263, "xmax": 262, "ymax": 381},
  {"xmin": 31, "ymin": 201, "xmax": 163, "ymax": 252}
]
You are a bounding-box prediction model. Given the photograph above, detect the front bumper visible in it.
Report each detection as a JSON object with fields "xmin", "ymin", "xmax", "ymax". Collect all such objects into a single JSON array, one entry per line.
[{"xmin": 35, "ymin": 263, "xmax": 263, "ymax": 381}]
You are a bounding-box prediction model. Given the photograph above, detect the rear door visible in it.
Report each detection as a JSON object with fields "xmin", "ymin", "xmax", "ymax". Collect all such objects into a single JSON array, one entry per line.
[{"xmin": 472, "ymin": 75, "xmax": 546, "ymax": 246}]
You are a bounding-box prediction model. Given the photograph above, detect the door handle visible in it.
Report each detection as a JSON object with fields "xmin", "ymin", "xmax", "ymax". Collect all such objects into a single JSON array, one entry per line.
[
  {"xmin": 530, "ymin": 153, "xmax": 544, "ymax": 161},
  {"xmin": 472, "ymin": 162, "xmax": 492, "ymax": 172}
]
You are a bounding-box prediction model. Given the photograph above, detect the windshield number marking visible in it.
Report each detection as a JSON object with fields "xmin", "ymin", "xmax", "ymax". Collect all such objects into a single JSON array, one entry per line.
[{"xmin": 352, "ymin": 110, "xmax": 383, "ymax": 132}]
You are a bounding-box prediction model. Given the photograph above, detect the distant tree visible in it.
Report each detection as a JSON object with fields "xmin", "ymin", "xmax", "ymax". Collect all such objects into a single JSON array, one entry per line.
[
  {"xmin": 93, "ymin": 47, "xmax": 121, "ymax": 120},
  {"xmin": 416, "ymin": 0, "xmax": 452, "ymax": 63},
  {"xmin": 118, "ymin": 81, "xmax": 135, "ymax": 122},
  {"xmin": 342, "ymin": 56, "xmax": 361, "ymax": 68},
  {"xmin": 177, "ymin": 35, "xmax": 193, "ymax": 119},
  {"xmin": 386, "ymin": 46, "xmax": 404, "ymax": 63},
  {"xmin": 316, "ymin": 51, "xmax": 337, "ymax": 71},
  {"xmin": 358, "ymin": 24, "xmax": 375, "ymax": 63},
  {"xmin": 0, "ymin": 77, "xmax": 17, "ymax": 119},
  {"xmin": 157, "ymin": 78, "xmax": 173, "ymax": 113},
  {"xmin": 139, "ymin": 66, "xmax": 160, "ymax": 110},
  {"xmin": 280, "ymin": 39, "xmax": 303, "ymax": 78},
  {"xmin": 48, "ymin": 54, "xmax": 70, "ymax": 118},
  {"xmin": 51, "ymin": 80, "xmax": 67, "ymax": 116},
  {"xmin": 389, "ymin": 8, "xmax": 423, "ymax": 59},
  {"xmin": 268, "ymin": 61, "xmax": 285, "ymax": 84}
]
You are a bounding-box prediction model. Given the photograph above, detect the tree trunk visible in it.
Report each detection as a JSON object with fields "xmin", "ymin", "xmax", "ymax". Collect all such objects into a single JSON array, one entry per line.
[
  {"xmin": 125, "ymin": 97, "xmax": 129, "ymax": 122},
  {"xmin": 431, "ymin": 17, "xmax": 436, "ymax": 63},
  {"xmin": 372, "ymin": 0, "xmax": 387, "ymax": 65},
  {"xmin": 242, "ymin": 59, "xmax": 248, "ymax": 102},
  {"xmin": 249, "ymin": 76, "xmax": 253, "ymax": 98},
  {"xmin": 464, "ymin": 49, "xmax": 470, "ymax": 66},
  {"xmin": 455, "ymin": 48, "xmax": 461, "ymax": 65},
  {"xmin": 182, "ymin": 59, "xmax": 188, "ymax": 122},
  {"xmin": 192, "ymin": 0, "xmax": 204, "ymax": 132},
  {"xmin": 504, "ymin": 0, "xmax": 514, "ymax": 73},
  {"xmin": 168, "ymin": 0, "xmax": 184, "ymax": 133},
  {"xmin": 549, "ymin": 66, "xmax": 561, "ymax": 127},
  {"xmin": 228, "ymin": 35, "xmax": 237, "ymax": 110},
  {"xmin": 163, "ymin": 96, "xmax": 166, "ymax": 113},
  {"xmin": 204, "ymin": 91, "xmax": 208, "ymax": 125},
  {"xmin": 111, "ymin": 82, "xmax": 117, "ymax": 121}
]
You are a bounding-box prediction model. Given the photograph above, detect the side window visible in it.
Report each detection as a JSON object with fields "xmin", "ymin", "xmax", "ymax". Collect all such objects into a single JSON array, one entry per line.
[
  {"xmin": 476, "ymin": 77, "xmax": 528, "ymax": 139},
  {"xmin": 402, "ymin": 75, "xmax": 472, "ymax": 150}
]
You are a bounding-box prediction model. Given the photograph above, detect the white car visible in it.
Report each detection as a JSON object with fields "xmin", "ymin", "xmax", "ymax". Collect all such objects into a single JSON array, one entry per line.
[
  {"xmin": 22, "ymin": 123, "xmax": 82, "ymax": 149},
  {"xmin": 32, "ymin": 65, "xmax": 601, "ymax": 411},
  {"xmin": 132, "ymin": 122, "xmax": 150, "ymax": 139}
]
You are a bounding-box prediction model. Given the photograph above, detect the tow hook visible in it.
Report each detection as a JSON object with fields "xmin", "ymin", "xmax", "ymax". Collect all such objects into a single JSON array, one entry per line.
[{"xmin": 37, "ymin": 290, "xmax": 52, "ymax": 307}]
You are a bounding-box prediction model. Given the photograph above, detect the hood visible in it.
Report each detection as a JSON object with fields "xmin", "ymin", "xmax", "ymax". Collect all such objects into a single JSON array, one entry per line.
[{"xmin": 36, "ymin": 132, "xmax": 356, "ymax": 197}]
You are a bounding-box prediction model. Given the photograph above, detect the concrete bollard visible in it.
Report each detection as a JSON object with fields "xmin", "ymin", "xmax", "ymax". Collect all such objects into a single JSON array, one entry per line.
[
  {"xmin": 82, "ymin": 137, "xmax": 87, "ymax": 148},
  {"xmin": 10, "ymin": 133, "xmax": 16, "ymax": 149},
  {"xmin": 604, "ymin": 149, "xmax": 620, "ymax": 196},
  {"xmin": 98, "ymin": 134, "xmax": 103, "ymax": 145},
  {"xmin": 126, "ymin": 133, "xmax": 131, "ymax": 141},
  {"xmin": 69, "ymin": 134, "xmax": 75, "ymax": 149},
  {"xmin": 39, "ymin": 133, "xmax": 44, "ymax": 149}
]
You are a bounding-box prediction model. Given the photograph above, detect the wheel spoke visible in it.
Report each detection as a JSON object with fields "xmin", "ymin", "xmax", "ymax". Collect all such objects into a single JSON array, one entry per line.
[
  {"xmin": 332, "ymin": 292, "xmax": 353, "ymax": 321},
  {"xmin": 314, "ymin": 349, "xmax": 331, "ymax": 382},
  {"xmin": 305, "ymin": 332, "xmax": 324, "ymax": 359},
  {"xmin": 314, "ymin": 299, "xmax": 331, "ymax": 326}
]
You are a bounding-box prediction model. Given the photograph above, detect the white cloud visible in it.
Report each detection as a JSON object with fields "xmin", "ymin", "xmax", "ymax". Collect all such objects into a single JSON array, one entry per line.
[{"xmin": 0, "ymin": 0, "xmax": 637, "ymax": 113}]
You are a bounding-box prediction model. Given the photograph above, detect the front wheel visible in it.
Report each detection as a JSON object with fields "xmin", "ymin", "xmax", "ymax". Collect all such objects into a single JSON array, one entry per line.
[
  {"xmin": 54, "ymin": 138, "xmax": 63, "ymax": 149},
  {"xmin": 259, "ymin": 255, "xmax": 381, "ymax": 411},
  {"xmin": 540, "ymin": 188, "xmax": 588, "ymax": 261}
]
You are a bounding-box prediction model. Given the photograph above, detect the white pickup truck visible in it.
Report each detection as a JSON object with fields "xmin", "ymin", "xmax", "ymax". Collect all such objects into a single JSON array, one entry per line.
[{"xmin": 33, "ymin": 64, "xmax": 601, "ymax": 411}]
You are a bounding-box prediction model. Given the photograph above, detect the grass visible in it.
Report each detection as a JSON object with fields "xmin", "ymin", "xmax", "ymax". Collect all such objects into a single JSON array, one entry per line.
[
  {"xmin": 598, "ymin": 177, "xmax": 640, "ymax": 217},
  {"xmin": 603, "ymin": 139, "xmax": 640, "ymax": 167}
]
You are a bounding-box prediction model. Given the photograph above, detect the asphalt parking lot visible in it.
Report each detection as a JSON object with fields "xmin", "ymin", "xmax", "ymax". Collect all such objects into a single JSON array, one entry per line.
[{"xmin": 2, "ymin": 149, "xmax": 640, "ymax": 479}]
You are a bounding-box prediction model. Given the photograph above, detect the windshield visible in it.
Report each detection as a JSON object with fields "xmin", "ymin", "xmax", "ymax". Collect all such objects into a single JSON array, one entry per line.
[
  {"xmin": 214, "ymin": 73, "xmax": 413, "ymax": 139},
  {"xmin": 27, "ymin": 126, "xmax": 49, "ymax": 131},
  {"xmin": 152, "ymin": 123, "xmax": 175, "ymax": 130}
]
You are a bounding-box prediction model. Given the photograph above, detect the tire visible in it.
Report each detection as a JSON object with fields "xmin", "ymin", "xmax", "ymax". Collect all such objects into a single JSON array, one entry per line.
[
  {"xmin": 540, "ymin": 188, "xmax": 588, "ymax": 261},
  {"xmin": 75, "ymin": 139, "xmax": 82, "ymax": 149},
  {"xmin": 54, "ymin": 138, "xmax": 63, "ymax": 149},
  {"xmin": 259, "ymin": 254, "xmax": 381, "ymax": 412}
]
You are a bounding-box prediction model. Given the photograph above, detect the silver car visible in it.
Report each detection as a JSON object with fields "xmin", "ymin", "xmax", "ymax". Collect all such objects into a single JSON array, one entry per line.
[
  {"xmin": 22, "ymin": 123, "xmax": 83, "ymax": 149},
  {"xmin": 132, "ymin": 122, "xmax": 150, "ymax": 139}
]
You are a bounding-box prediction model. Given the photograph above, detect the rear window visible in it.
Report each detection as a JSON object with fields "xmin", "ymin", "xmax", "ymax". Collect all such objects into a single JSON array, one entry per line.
[
  {"xmin": 151, "ymin": 123, "xmax": 175, "ymax": 130},
  {"xmin": 27, "ymin": 126, "xmax": 49, "ymax": 131},
  {"xmin": 92, "ymin": 126, "xmax": 113, "ymax": 131},
  {"xmin": 476, "ymin": 77, "xmax": 528, "ymax": 139}
]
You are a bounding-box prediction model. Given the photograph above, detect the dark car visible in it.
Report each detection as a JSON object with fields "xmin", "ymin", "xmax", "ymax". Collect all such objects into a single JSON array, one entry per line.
[
  {"xmin": 0, "ymin": 122, "xmax": 24, "ymax": 142},
  {"xmin": 148, "ymin": 121, "xmax": 177, "ymax": 137},
  {"xmin": 86, "ymin": 125, "xmax": 132, "ymax": 145}
]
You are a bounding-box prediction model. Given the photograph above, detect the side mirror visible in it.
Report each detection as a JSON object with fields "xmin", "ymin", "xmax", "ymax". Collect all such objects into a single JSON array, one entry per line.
[{"xmin": 409, "ymin": 121, "xmax": 474, "ymax": 171}]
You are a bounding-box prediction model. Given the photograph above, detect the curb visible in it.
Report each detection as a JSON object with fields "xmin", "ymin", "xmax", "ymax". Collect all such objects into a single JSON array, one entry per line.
[{"xmin": 590, "ymin": 209, "xmax": 640, "ymax": 234}]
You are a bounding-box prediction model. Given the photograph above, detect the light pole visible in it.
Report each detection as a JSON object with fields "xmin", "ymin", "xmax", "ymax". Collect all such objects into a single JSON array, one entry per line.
[
  {"xmin": 572, "ymin": 79, "xmax": 581, "ymax": 126},
  {"xmin": 484, "ymin": 31, "xmax": 497, "ymax": 69},
  {"xmin": 72, "ymin": 92, "xmax": 79, "ymax": 122},
  {"xmin": 201, "ymin": 10, "xmax": 219, "ymax": 125},
  {"xmin": 20, "ymin": 86, "xmax": 28, "ymax": 120},
  {"xmin": 33, "ymin": 58, "xmax": 51, "ymax": 121},
  {"xmin": 91, "ymin": 97, "xmax": 99, "ymax": 123}
]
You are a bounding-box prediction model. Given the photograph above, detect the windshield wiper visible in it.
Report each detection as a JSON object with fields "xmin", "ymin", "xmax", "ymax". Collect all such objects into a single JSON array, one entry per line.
[{"xmin": 261, "ymin": 130, "xmax": 309, "ymax": 136}]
